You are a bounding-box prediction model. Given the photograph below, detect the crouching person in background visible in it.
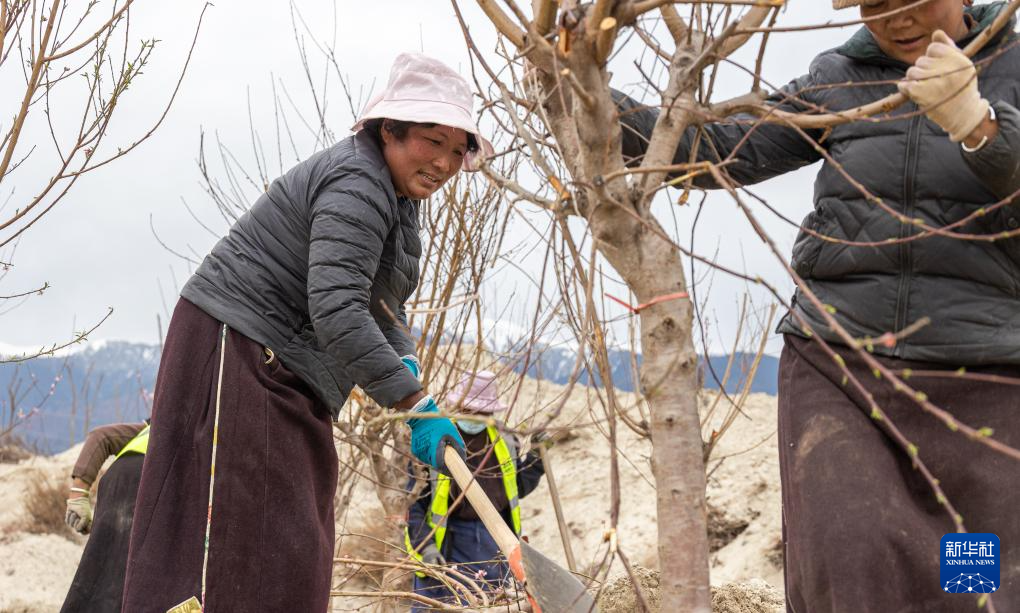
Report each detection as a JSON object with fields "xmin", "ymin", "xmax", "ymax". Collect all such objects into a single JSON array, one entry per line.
[
  {"xmin": 61, "ymin": 420, "xmax": 149, "ymax": 613},
  {"xmin": 404, "ymin": 370, "xmax": 546, "ymax": 610}
]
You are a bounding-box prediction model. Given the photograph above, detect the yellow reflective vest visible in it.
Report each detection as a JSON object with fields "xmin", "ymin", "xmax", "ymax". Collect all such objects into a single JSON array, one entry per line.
[
  {"xmin": 115, "ymin": 424, "xmax": 150, "ymax": 459},
  {"xmin": 405, "ymin": 425, "xmax": 520, "ymax": 577}
]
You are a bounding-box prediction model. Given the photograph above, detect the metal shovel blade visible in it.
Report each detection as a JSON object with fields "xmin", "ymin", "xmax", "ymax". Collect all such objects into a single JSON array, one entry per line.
[{"xmin": 518, "ymin": 540, "xmax": 599, "ymax": 612}]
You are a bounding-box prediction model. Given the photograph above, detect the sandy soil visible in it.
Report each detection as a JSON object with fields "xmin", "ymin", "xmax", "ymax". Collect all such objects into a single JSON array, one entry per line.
[
  {"xmin": 0, "ymin": 378, "xmax": 783, "ymax": 612},
  {"xmin": 596, "ymin": 567, "xmax": 784, "ymax": 613},
  {"xmin": 332, "ymin": 377, "xmax": 785, "ymax": 610},
  {"xmin": 502, "ymin": 381, "xmax": 783, "ymax": 589},
  {"xmin": 0, "ymin": 446, "xmax": 86, "ymax": 612}
]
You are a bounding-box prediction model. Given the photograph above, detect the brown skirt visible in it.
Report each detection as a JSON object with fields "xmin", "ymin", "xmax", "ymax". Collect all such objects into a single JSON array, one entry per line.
[
  {"xmin": 121, "ymin": 298, "xmax": 337, "ymax": 612},
  {"xmin": 779, "ymin": 334, "xmax": 1020, "ymax": 613}
]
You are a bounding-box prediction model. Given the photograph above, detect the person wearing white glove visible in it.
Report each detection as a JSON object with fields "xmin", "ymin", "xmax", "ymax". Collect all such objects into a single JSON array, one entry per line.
[
  {"xmin": 897, "ymin": 29, "xmax": 999, "ymax": 150},
  {"xmin": 60, "ymin": 421, "xmax": 148, "ymax": 613},
  {"xmin": 65, "ymin": 486, "xmax": 93, "ymax": 534}
]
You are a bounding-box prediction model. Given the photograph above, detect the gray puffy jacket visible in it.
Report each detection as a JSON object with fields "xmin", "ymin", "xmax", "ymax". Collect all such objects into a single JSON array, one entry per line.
[
  {"xmin": 181, "ymin": 130, "xmax": 423, "ymax": 416},
  {"xmin": 620, "ymin": 2, "xmax": 1020, "ymax": 366}
]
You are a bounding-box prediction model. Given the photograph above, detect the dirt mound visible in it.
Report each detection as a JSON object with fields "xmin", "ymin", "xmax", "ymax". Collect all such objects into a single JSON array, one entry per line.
[
  {"xmin": 597, "ymin": 566, "xmax": 662, "ymax": 612},
  {"xmin": 712, "ymin": 579, "xmax": 785, "ymax": 613},
  {"xmin": 597, "ymin": 566, "xmax": 783, "ymax": 613}
]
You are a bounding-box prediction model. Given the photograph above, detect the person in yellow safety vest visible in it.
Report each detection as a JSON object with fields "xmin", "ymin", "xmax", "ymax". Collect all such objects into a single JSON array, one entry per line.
[
  {"xmin": 60, "ymin": 420, "xmax": 149, "ymax": 613},
  {"xmin": 404, "ymin": 370, "xmax": 548, "ymax": 610}
]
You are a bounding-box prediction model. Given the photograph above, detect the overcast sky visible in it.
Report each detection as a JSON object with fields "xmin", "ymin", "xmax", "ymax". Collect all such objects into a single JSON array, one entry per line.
[{"xmin": 2, "ymin": 0, "xmax": 855, "ymax": 356}]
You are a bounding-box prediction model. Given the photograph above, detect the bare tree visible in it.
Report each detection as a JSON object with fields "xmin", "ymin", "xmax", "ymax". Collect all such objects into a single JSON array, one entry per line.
[
  {"xmin": 0, "ymin": 0, "xmax": 206, "ymax": 364},
  {"xmin": 0, "ymin": 362, "xmax": 57, "ymax": 458},
  {"xmin": 458, "ymin": 2, "xmax": 778, "ymax": 608}
]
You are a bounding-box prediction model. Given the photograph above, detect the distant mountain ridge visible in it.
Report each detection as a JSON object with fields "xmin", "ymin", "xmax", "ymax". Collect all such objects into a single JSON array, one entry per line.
[
  {"xmin": 0, "ymin": 341, "xmax": 158, "ymax": 454},
  {"xmin": 505, "ymin": 343, "xmax": 778, "ymax": 396},
  {"xmin": 1, "ymin": 339, "xmax": 777, "ymax": 454}
]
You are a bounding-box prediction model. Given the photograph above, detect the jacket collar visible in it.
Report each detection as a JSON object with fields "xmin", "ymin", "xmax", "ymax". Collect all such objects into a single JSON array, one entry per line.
[{"xmin": 835, "ymin": 2, "xmax": 1016, "ymax": 69}]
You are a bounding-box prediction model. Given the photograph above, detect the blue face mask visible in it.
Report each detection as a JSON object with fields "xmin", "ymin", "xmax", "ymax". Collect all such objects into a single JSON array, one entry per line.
[{"xmin": 457, "ymin": 419, "xmax": 487, "ymax": 435}]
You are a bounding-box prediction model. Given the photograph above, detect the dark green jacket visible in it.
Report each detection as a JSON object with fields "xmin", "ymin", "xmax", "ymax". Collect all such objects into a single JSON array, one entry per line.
[{"xmin": 620, "ymin": 2, "xmax": 1020, "ymax": 365}]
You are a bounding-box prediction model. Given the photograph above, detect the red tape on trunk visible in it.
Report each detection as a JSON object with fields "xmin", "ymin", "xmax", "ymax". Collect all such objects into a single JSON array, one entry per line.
[{"xmin": 605, "ymin": 291, "xmax": 689, "ymax": 314}]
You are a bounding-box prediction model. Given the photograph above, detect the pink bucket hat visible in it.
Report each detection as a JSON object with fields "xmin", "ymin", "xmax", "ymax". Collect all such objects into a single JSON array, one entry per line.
[
  {"xmin": 446, "ymin": 370, "xmax": 507, "ymax": 414},
  {"xmin": 352, "ymin": 52, "xmax": 494, "ymax": 172}
]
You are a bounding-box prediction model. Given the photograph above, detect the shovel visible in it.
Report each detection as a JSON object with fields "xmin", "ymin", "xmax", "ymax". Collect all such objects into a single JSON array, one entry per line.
[{"xmin": 444, "ymin": 446, "xmax": 598, "ymax": 612}]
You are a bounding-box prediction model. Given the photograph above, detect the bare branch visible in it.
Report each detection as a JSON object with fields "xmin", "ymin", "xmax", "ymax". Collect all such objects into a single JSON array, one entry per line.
[
  {"xmin": 475, "ymin": 0, "xmax": 526, "ymax": 48},
  {"xmin": 0, "ymin": 308, "xmax": 114, "ymax": 364},
  {"xmin": 533, "ymin": 0, "xmax": 558, "ymax": 36}
]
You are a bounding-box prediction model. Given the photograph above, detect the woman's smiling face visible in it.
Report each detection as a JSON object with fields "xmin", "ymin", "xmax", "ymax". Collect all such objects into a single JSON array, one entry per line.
[
  {"xmin": 861, "ymin": 0, "xmax": 969, "ymax": 65},
  {"xmin": 381, "ymin": 121, "xmax": 467, "ymax": 200}
]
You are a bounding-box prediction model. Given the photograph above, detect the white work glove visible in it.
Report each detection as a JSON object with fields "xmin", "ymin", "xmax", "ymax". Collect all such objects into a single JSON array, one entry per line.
[
  {"xmin": 897, "ymin": 30, "xmax": 990, "ymax": 142},
  {"xmin": 421, "ymin": 543, "xmax": 446, "ymax": 566},
  {"xmin": 65, "ymin": 488, "xmax": 92, "ymax": 534}
]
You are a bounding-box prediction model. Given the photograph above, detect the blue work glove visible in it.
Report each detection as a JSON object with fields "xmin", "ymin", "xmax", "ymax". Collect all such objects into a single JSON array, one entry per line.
[
  {"xmin": 400, "ymin": 355, "xmax": 422, "ymax": 379},
  {"xmin": 406, "ymin": 395, "xmax": 465, "ymax": 472}
]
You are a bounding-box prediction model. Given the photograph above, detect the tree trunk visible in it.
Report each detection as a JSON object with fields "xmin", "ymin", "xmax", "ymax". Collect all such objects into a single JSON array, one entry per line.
[
  {"xmin": 494, "ymin": 9, "xmax": 714, "ymax": 608},
  {"xmin": 592, "ymin": 205, "xmax": 711, "ymax": 612}
]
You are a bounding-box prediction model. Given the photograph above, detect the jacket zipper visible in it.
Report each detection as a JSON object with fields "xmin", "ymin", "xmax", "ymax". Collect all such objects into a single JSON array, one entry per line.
[{"xmin": 894, "ymin": 114, "xmax": 923, "ymax": 356}]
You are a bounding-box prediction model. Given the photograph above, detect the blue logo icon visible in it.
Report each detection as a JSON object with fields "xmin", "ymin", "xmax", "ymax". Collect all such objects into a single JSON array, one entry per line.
[{"xmin": 941, "ymin": 533, "xmax": 999, "ymax": 594}]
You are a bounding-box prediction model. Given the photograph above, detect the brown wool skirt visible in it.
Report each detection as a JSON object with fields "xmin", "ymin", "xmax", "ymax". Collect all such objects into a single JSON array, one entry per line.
[
  {"xmin": 121, "ymin": 298, "xmax": 337, "ymax": 612},
  {"xmin": 779, "ymin": 334, "xmax": 1020, "ymax": 613}
]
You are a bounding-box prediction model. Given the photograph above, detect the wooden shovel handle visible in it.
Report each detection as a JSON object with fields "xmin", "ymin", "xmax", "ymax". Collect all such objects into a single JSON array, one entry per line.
[
  {"xmin": 443, "ymin": 445, "xmax": 520, "ymax": 556},
  {"xmin": 444, "ymin": 446, "xmax": 545, "ymax": 613}
]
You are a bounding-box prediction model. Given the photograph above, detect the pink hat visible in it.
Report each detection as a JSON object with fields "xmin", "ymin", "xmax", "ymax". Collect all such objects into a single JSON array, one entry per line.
[
  {"xmin": 446, "ymin": 370, "xmax": 507, "ymax": 414},
  {"xmin": 352, "ymin": 52, "xmax": 494, "ymax": 172}
]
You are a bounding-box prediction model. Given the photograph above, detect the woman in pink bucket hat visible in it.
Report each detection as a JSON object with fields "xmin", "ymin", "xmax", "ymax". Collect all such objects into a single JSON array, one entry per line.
[
  {"xmin": 352, "ymin": 52, "xmax": 494, "ymax": 173},
  {"xmin": 120, "ymin": 53, "xmax": 493, "ymax": 612},
  {"xmin": 445, "ymin": 369, "xmax": 508, "ymax": 414},
  {"xmin": 404, "ymin": 370, "xmax": 548, "ymax": 610}
]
